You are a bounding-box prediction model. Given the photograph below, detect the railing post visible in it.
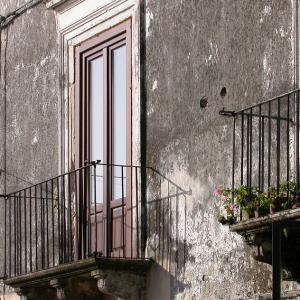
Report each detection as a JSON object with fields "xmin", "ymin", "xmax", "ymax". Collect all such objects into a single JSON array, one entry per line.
[
  {"xmin": 121, "ymin": 166, "xmax": 125, "ymax": 257},
  {"xmin": 276, "ymin": 98, "xmax": 281, "ymax": 193},
  {"xmin": 93, "ymin": 162, "xmax": 97, "ymax": 256},
  {"xmin": 106, "ymin": 163, "xmax": 111, "ymax": 258},
  {"xmin": 82, "ymin": 166, "xmax": 87, "ymax": 259},
  {"xmin": 272, "ymin": 222, "xmax": 281, "ymax": 300},
  {"xmin": 135, "ymin": 167, "xmax": 139, "ymax": 258},
  {"xmin": 140, "ymin": 165, "xmax": 147, "ymax": 258},
  {"xmin": 296, "ymin": 91, "xmax": 300, "ymax": 196},
  {"xmin": 77, "ymin": 169, "xmax": 82, "ymax": 260},
  {"xmin": 3, "ymin": 195, "xmax": 7, "ymax": 278},
  {"xmin": 232, "ymin": 116, "xmax": 236, "ymax": 209}
]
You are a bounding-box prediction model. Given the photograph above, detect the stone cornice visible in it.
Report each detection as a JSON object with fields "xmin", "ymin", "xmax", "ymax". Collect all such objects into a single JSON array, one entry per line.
[
  {"xmin": 45, "ymin": 0, "xmax": 68, "ymax": 9},
  {"xmin": 46, "ymin": 0, "xmax": 83, "ymax": 10}
]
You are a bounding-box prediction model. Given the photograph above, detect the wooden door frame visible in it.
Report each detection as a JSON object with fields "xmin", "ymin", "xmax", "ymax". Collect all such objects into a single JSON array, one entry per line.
[{"xmin": 74, "ymin": 19, "xmax": 132, "ymax": 257}]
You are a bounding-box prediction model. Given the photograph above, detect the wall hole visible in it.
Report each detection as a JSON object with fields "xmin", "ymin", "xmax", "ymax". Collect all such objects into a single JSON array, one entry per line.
[
  {"xmin": 200, "ymin": 97, "xmax": 208, "ymax": 108},
  {"xmin": 220, "ymin": 87, "xmax": 227, "ymax": 98}
]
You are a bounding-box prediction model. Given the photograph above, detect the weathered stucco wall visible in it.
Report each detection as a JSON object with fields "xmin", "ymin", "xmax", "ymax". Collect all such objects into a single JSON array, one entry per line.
[
  {"xmin": 0, "ymin": 1, "xmax": 59, "ymax": 298},
  {"xmin": 144, "ymin": 0, "xmax": 295, "ymax": 299},
  {"xmin": 0, "ymin": 1, "xmax": 59, "ymax": 193}
]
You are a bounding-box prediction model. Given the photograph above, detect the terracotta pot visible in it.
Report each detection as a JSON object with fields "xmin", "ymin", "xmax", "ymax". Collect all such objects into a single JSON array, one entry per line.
[
  {"xmin": 242, "ymin": 210, "xmax": 254, "ymax": 220},
  {"xmin": 254, "ymin": 207, "xmax": 269, "ymax": 218},
  {"xmin": 257, "ymin": 207, "xmax": 269, "ymax": 217},
  {"xmin": 218, "ymin": 215, "xmax": 236, "ymax": 225},
  {"xmin": 292, "ymin": 202, "xmax": 300, "ymax": 209},
  {"xmin": 270, "ymin": 196, "xmax": 285, "ymax": 214},
  {"xmin": 254, "ymin": 206, "xmax": 260, "ymax": 218}
]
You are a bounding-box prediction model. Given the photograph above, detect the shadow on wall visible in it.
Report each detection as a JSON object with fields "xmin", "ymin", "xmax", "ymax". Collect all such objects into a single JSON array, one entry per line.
[
  {"xmin": 145, "ymin": 168, "xmax": 193, "ymax": 298},
  {"xmin": 146, "ymin": 263, "xmax": 191, "ymax": 300}
]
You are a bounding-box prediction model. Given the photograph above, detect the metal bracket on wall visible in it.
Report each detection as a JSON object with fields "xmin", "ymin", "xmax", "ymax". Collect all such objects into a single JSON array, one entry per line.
[
  {"xmin": 0, "ymin": 0, "xmax": 44, "ymax": 29},
  {"xmin": 219, "ymin": 108, "xmax": 236, "ymax": 117},
  {"xmin": 219, "ymin": 107, "xmax": 294, "ymax": 123}
]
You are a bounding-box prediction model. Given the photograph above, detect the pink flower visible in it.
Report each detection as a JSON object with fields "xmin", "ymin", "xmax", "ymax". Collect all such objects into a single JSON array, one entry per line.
[
  {"xmin": 230, "ymin": 204, "xmax": 237, "ymax": 210},
  {"xmin": 290, "ymin": 194, "xmax": 296, "ymax": 201},
  {"xmin": 230, "ymin": 203, "xmax": 238, "ymax": 214},
  {"xmin": 213, "ymin": 185, "xmax": 222, "ymax": 196}
]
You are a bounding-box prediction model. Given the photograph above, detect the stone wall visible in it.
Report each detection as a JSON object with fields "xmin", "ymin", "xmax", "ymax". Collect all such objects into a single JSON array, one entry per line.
[{"xmin": 144, "ymin": 0, "xmax": 296, "ymax": 299}]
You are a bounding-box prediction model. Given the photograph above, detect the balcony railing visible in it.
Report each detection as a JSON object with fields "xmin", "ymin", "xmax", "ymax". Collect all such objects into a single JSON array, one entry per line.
[
  {"xmin": 220, "ymin": 89, "xmax": 300, "ymax": 219},
  {"xmin": 1, "ymin": 161, "xmax": 189, "ymax": 278},
  {"xmin": 220, "ymin": 89, "xmax": 300, "ymax": 300}
]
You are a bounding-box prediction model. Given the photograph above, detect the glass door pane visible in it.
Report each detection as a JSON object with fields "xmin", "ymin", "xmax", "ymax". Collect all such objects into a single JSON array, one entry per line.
[
  {"xmin": 112, "ymin": 45, "xmax": 127, "ymax": 200},
  {"xmin": 90, "ymin": 56, "xmax": 104, "ymax": 204}
]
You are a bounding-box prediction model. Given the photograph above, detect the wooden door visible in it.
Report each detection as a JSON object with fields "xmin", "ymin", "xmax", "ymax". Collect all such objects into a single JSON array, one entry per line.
[{"xmin": 75, "ymin": 20, "xmax": 132, "ymax": 258}]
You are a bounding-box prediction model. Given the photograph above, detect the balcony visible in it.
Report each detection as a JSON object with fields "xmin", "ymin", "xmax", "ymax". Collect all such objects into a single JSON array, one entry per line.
[
  {"xmin": 219, "ymin": 89, "xmax": 300, "ymax": 299},
  {"xmin": 0, "ymin": 161, "xmax": 190, "ymax": 299}
]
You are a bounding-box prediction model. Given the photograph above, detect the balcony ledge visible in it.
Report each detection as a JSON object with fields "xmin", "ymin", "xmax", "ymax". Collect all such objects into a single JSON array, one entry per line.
[
  {"xmin": 230, "ymin": 207, "xmax": 300, "ymax": 234},
  {"xmin": 5, "ymin": 257, "xmax": 153, "ymax": 287},
  {"xmin": 5, "ymin": 258, "xmax": 153, "ymax": 300},
  {"xmin": 229, "ymin": 208, "xmax": 300, "ymax": 281}
]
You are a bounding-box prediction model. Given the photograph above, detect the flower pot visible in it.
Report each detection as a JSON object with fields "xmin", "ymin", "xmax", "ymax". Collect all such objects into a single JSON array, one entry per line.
[
  {"xmin": 242, "ymin": 210, "xmax": 254, "ymax": 220},
  {"xmin": 254, "ymin": 206, "xmax": 260, "ymax": 218},
  {"xmin": 270, "ymin": 196, "xmax": 285, "ymax": 214},
  {"xmin": 218, "ymin": 215, "xmax": 236, "ymax": 225},
  {"xmin": 242, "ymin": 210, "xmax": 249, "ymax": 220},
  {"xmin": 292, "ymin": 202, "xmax": 300, "ymax": 209},
  {"xmin": 270, "ymin": 205, "xmax": 280, "ymax": 214},
  {"xmin": 259, "ymin": 207, "xmax": 269, "ymax": 217},
  {"xmin": 255, "ymin": 206, "xmax": 269, "ymax": 217}
]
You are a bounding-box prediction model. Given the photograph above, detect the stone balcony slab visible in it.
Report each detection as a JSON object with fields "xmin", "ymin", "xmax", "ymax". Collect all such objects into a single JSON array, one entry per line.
[
  {"xmin": 230, "ymin": 207, "xmax": 300, "ymax": 234},
  {"xmin": 4, "ymin": 258, "xmax": 153, "ymax": 300}
]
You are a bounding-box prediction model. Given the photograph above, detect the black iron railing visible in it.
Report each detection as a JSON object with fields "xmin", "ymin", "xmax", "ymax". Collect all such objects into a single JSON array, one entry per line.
[
  {"xmin": 220, "ymin": 89, "xmax": 300, "ymax": 216},
  {"xmin": 1, "ymin": 162, "xmax": 189, "ymax": 278},
  {"xmin": 220, "ymin": 89, "xmax": 300, "ymax": 300}
]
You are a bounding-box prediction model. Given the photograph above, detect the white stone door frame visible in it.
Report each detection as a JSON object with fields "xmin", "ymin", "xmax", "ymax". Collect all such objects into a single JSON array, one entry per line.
[{"xmin": 47, "ymin": 0, "xmax": 141, "ymax": 173}]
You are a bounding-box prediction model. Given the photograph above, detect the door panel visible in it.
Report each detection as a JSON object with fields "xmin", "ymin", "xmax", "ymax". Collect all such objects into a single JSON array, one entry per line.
[
  {"xmin": 111, "ymin": 206, "xmax": 125, "ymax": 256},
  {"xmin": 91, "ymin": 211, "xmax": 104, "ymax": 254}
]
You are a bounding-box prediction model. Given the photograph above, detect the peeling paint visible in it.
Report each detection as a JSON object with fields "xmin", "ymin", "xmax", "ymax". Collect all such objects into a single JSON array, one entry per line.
[
  {"xmin": 152, "ymin": 80, "xmax": 157, "ymax": 91},
  {"xmin": 263, "ymin": 5, "xmax": 271, "ymax": 17},
  {"xmin": 146, "ymin": 7, "xmax": 153, "ymax": 37}
]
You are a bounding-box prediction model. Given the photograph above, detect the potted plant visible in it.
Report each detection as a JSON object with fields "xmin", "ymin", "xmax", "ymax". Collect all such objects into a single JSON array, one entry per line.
[
  {"xmin": 214, "ymin": 180, "xmax": 300, "ymax": 224},
  {"xmin": 257, "ymin": 191, "xmax": 271, "ymax": 217},
  {"xmin": 214, "ymin": 186, "xmax": 237, "ymax": 224},
  {"xmin": 234, "ymin": 185, "xmax": 258, "ymax": 220},
  {"xmin": 279, "ymin": 181, "xmax": 297, "ymax": 210},
  {"xmin": 269, "ymin": 181, "xmax": 299, "ymax": 213}
]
